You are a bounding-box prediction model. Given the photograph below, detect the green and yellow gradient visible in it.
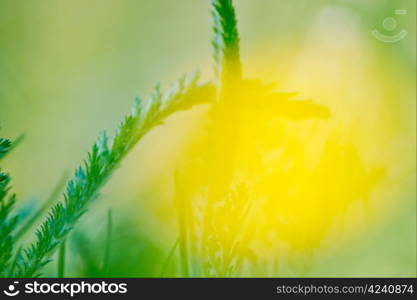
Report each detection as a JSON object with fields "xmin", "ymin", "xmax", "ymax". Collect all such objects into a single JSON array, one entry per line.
[{"xmin": 0, "ymin": 0, "xmax": 415, "ymax": 277}]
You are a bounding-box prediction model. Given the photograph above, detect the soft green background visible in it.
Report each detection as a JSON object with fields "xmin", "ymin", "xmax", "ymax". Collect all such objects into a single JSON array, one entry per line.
[{"xmin": 0, "ymin": 0, "xmax": 415, "ymax": 277}]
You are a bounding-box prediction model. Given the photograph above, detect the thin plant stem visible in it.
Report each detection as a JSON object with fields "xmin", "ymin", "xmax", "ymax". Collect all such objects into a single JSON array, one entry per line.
[
  {"xmin": 159, "ymin": 236, "xmax": 180, "ymax": 277},
  {"xmin": 57, "ymin": 240, "xmax": 66, "ymax": 278}
]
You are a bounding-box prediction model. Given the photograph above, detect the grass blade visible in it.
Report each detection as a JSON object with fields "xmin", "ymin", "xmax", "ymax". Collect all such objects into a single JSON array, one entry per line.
[
  {"xmin": 103, "ymin": 209, "xmax": 113, "ymax": 276},
  {"xmin": 160, "ymin": 236, "xmax": 179, "ymax": 277}
]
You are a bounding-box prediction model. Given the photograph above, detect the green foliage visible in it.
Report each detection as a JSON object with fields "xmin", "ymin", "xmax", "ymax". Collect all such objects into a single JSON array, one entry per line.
[
  {"xmin": 211, "ymin": 0, "xmax": 242, "ymax": 80},
  {"xmin": 103, "ymin": 209, "xmax": 113, "ymax": 276},
  {"xmin": 0, "ymin": 138, "xmax": 12, "ymax": 160},
  {"xmin": 72, "ymin": 215, "xmax": 165, "ymax": 277},
  {"xmin": 13, "ymin": 72, "xmax": 214, "ymax": 277},
  {"xmin": 1, "ymin": 0, "xmax": 329, "ymax": 278},
  {"xmin": 204, "ymin": 184, "xmax": 253, "ymax": 276},
  {"xmin": 0, "ymin": 138, "xmax": 18, "ymax": 276},
  {"xmin": 199, "ymin": 0, "xmax": 329, "ymax": 277},
  {"xmin": 14, "ymin": 171, "xmax": 69, "ymax": 241},
  {"xmin": 57, "ymin": 241, "xmax": 66, "ymax": 278}
]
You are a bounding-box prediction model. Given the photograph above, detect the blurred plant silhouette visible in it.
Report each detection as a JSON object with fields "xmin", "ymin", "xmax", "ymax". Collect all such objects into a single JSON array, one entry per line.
[{"xmin": 0, "ymin": 0, "xmax": 413, "ymax": 278}]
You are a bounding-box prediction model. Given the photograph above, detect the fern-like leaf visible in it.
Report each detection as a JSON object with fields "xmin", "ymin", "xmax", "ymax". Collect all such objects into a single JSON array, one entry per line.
[
  {"xmin": 15, "ymin": 72, "xmax": 215, "ymax": 277},
  {"xmin": 0, "ymin": 138, "xmax": 12, "ymax": 160},
  {"xmin": 211, "ymin": 0, "xmax": 242, "ymax": 81},
  {"xmin": 0, "ymin": 138, "xmax": 18, "ymax": 276}
]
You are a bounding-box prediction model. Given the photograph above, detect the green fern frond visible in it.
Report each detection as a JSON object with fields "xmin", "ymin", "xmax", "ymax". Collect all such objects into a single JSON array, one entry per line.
[
  {"xmin": 0, "ymin": 138, "xmax": 12, "ymax": 160},
  {"xmin": 0, "ymin": 138, "xmax": 18, "ymax": 276},
  {"xmin": 0, "ymin": 135, "xmax": 24, "ymax": 162},
  {"xmin": 15, "ymin": 72, "xmax": 215, "ymax": 277},
  {"xmin": 211, "ymin": 0, "xmax": 242, "ymax": 81}
]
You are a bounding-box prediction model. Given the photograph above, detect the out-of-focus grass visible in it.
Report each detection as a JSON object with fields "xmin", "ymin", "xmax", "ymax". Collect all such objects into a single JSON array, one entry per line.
[{"xmin": 0, "ymin": 0, "xmax": 415, "ymax": 277}]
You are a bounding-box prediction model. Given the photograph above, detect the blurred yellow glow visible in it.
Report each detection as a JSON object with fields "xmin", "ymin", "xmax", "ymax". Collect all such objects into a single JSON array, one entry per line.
[{"xmin": 175, "ymin": 24, "xmax": 414, "ymax": 271}]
